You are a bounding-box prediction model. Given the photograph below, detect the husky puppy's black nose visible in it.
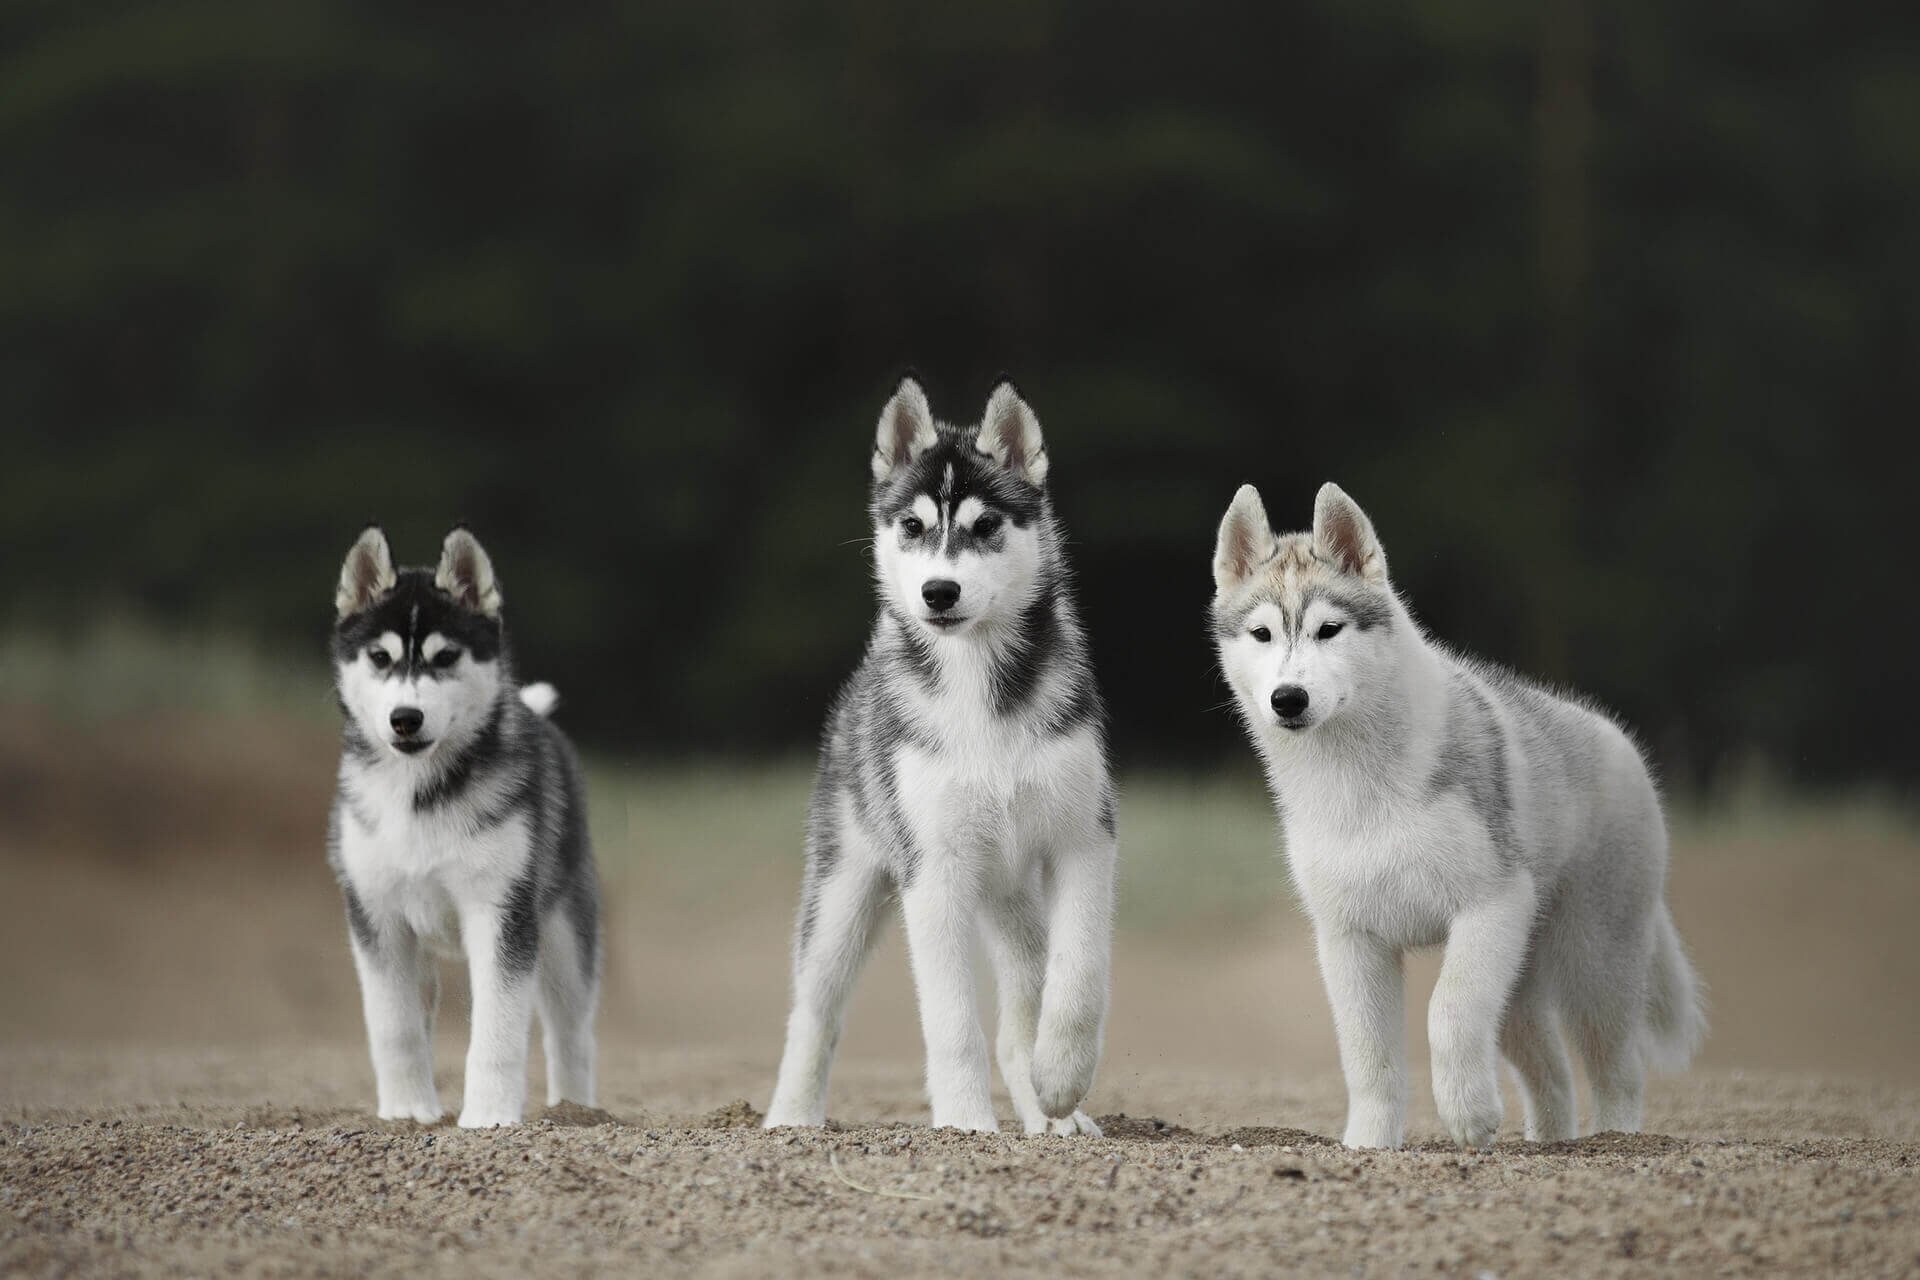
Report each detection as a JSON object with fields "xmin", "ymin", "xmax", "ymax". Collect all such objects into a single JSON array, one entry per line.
[
  {"xmin": 922, "ymin": 579, "xmax": 962, "ymax": 613},
  {"xmin": 1271, "ymin": 686, "xmax": 1310, "ymax": 720},
  {"xmin": 390, "ymin": 707, "xmax": 425, "ymax": 737}
]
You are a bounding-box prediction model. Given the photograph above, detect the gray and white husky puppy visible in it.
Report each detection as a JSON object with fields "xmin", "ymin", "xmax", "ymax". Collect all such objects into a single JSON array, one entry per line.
[
  {"xmin": 1211, "ymin": 483, "xmax": 1705, "ymax": 1149},
  {"xmin": 765, "ymin": 377, "xmax": 1117, "ymax": 1135},
  {"xmin": 329, "ymin": 526, "xmax": 599, "ymax": 1128}
]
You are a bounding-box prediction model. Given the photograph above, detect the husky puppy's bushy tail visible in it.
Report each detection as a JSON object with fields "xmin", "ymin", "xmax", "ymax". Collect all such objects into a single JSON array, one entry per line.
[
  {"xmin": 520, "ymin": 682, "xmax": 560, "ymax": 717},
  {"xmin": 1645, "ymin": 903, "xmax": 1708, "ymax": 1072}
]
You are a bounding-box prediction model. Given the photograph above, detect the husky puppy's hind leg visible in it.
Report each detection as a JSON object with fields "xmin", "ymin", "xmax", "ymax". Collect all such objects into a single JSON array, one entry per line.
[
  {"xmin": 1498, "ymin": 962, "xmax": 1576, "ymax": 1142},
  {"xmin": 536, "ymin": 889, "xmax": 600, "ymax": 1107},
  {"xmin": 983, "ymin": 889, "xmax": 1051, "ymax": 1133},
  {"xmin": 1548, "ymin": 905, "xmax": 1656, "ymax": 1134},
  {"xmin": 451, "ymin": 898, "xmax": 539, "ymax": 1128}
]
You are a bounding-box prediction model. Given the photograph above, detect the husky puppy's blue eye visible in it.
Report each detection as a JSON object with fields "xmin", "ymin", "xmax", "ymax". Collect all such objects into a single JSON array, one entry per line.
[
  {"xmin": 1317, "ymin": 621, "xmax": 1346, "ymax": 640},
  {"xmin": 974, "ymin": 512, "xmax": 1003, "ymax": 537},
  {"xmin": 1250, "ymin": 626, "xmax": 1272, "ymax": 643},
  {"xmin": 368, "ymin": 648, "xmax": 392, "ymax": 669},
  {"xmin": 901, "ymin": 516, "xmax": 924, "ymax": 537},
  {"xmin": 432, "ymin": 647, "xmax": 461, "ymax": 669}
]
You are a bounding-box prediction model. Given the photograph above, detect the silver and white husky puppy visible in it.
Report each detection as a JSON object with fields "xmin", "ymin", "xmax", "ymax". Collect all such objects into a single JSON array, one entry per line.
[
  {"xmin": 765, "ymin": 377, "xmax": 1116, "ymax": 1135},
  {"xmin": 329, "ymin": 526, "xmax": 599, "ymax": 1128},
  {"xmin": 1211, "ymin": 482, "xmax": 1704, "ymax": 1149}
]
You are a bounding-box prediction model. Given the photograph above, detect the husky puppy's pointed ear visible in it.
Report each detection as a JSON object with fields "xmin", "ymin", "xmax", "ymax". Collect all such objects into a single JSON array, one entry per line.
[
  {"xmin": 872, "ymin": 376, "xmax": 938, "ymax": 482},
  {"xmin": 435, "ymin": 526, "xmax": 503, "ymax": 617},
  {"xmin": 1213, "ymin": 485, "xmax": 1277, "ymax": 595},
  {"xmin": 336, "ymin": 525, "xmax": 397, "ymax": 617},
  {"xmin": 1312, "ymin": 482, "xmax": 1388, "ymax": 583},
  {"xmin": 975, "ymin": 379, "xmax": 1048, "ymax": 486}
]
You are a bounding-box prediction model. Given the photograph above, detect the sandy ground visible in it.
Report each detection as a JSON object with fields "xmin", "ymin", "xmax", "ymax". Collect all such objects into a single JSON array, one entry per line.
[
  {"xmin": 5, "ymin": 1047, "xmax": 1919, "ymax": 1279},
  {"xmin": 3, "ymin": 709, "xmax": 1920, "ymax": 1275}
]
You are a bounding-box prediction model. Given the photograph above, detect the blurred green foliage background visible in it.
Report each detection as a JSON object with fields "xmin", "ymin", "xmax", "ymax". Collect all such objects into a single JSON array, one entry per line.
[{"xmin": 1, "ymin": 1, "xmax": 1912, "ymax": 784}]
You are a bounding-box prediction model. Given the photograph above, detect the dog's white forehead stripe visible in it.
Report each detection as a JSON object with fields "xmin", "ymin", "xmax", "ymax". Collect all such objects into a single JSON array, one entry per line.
[
  {"xmin": 911, "ymin": 495, "xmax": 939, "ymax": 525},
  {"xmin": 421, "ymin": 633, "xmax": 450, "ymax": 660},
  {"xmin": 955, "ymin": 497, "xmax": 986, "ymax": 527},
  {"xmin": 375, "ymin": 632, "xmax": 403, "ymax": 660}
]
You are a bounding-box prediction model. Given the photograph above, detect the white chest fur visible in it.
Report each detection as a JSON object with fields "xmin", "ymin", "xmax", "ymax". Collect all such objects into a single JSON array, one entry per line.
[
  {"xmin": 895, "ymin": 726, "xmax": 1104, "ymax": 875},
  {"xmin": 1274, "ymin": 761, "xmax": 1506, "ymax": 948},
  {"xmin": 891, "ymin": 640, "xmax": 1108, "ymax": 888},
  {"xmin": 335, "ymin": 762, "xmax": 532, "ymax": 948}
]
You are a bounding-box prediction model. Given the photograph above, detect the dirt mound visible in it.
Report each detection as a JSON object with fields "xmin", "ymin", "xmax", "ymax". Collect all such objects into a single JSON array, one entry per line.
[
  {"xmin": 1538, "ymin": 1129, "xmax": 1690, "ymax": 1157},
  {"xmin": 1210, "ymin": 1124, "xmax": 1338, "ymax": 1149},
  {"xmin": 537, "ymin": 1101, "xmax": 621, "ymax": 1128},
  {"xmin": 1093, "ymin": 1112, "xmax": 1202, "ymax": 1142},
  {"xmin": 696, "ymin": 1098, "xmax": 764, "ymax": 1129}
]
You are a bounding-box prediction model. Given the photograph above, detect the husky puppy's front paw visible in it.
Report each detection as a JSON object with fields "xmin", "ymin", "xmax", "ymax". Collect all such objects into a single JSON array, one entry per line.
[
  {"xmin": 456, "ymin": 1105, "xmax": 523, "ymax": 1130},
  {"xmin": 377, "ymin": 1100, "xmax": 444, "ymax": 1124},
  {"xmin": 1030, "ymin": 1034, "xmax": 1097, "ymax": 1121},
  {"xmin": 1341, "ymin": 1114, "xmax": 1405, "ymax": 1150},
  {"xmin": 1435, "ymin": 1066, "xmax": 1503, "ymax": 1150},
  {"xmin": 932, "ymin": 1110, "xmax": 1000, "ymax": 1134},
  {"xmin": 1021, "ymin": 1109, "xmax": 1103, "ymax": 1137},
  {"xmin": 762, "ymin": 1103, "xmax": 826, "ymax": 1130},
  {"xmin": 1046, "ymin": 1111, "xmax": 1103, "ymax": 1137}
]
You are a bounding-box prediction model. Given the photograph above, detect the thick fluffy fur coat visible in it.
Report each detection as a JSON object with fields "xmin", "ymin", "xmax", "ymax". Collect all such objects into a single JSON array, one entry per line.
[
  {"xmin": 329, "ymin": 527, "xmax": 599, "ymax": 1128},
  {"xmin": 765, "ymin": 378, "xmax": 1117, "ymax": 1134},
  {"xmin": 1212, "ymin": 483, "xmax": 1704, "ymax": 1149}
]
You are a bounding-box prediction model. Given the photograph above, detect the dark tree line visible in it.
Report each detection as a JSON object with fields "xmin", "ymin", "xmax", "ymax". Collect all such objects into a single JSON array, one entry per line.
[{"xmin": 2, "ymin": 1, "xmax": 1913, "ymax": 784}]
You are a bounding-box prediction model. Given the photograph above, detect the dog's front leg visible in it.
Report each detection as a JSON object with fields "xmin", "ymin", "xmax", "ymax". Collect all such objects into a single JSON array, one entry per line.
[
  {"xmin": 766, "ymin": 859, "xmax": 891, "ymax": 1128},
  {"xmin": 456, "ymin": 899, "xmax": 537, "ymax": 1129},
  {"xmin": 901, "ymin": 866, "xmax": 997, "ymax": 1132},
  {"xmin": 1315, "ymin": 925, "xmax": 1407, "ymax": 1148},
  {"xmin": 349, "ymin": 909, "xmax": 442, "ymax": 1123},
  {"xmin": 1029, "ymin": 838, "xmax": 1116, "ymax": 1132},
  {"xmin": 1429, "ymin": 871, "xmax": 1537, "ymax": 1150}
]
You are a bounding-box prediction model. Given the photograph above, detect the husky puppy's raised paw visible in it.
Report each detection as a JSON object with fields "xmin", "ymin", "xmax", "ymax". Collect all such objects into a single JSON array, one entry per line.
[
  {"xmin": 765, "ymin": 377, "xmax": 1118, "ymax": 1136},
  {"xmin": 329, "ymin": 526, "xmax": 600, "ymax": 1129},
  {"xmin": 1211, "ymin": 483, "xmax": 1707, "ymax": 1150}
]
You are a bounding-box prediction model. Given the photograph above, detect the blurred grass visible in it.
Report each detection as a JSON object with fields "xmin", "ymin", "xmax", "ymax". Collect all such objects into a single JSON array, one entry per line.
[
  {"xmin": 0, "ymin": 619, "xmax": 332, "ymax": 722},
  {"xmin": 586, "ymin": 761, "xmax": 1294, "ymax": 933},
  {"xmin": 4, "ymin": 625, "xmax": 1913, "ymax": 939},
  {"xmin": 587, "ymin": 759, "xmax": 1920, "ymax": 937},
  {"xmin": 1674, "ymin": 761, "xmax": 1920, "ymax": 847}
]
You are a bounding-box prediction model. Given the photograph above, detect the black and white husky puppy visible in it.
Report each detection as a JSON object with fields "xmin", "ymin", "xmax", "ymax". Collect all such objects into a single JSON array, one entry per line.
[
  {"xmin": 765, "ymin": 378, "xmax": 1117, "ymax": 1135},
  {"xmin": 329, "ymin": 526, "xmax": 599, "ymax": 1128}
]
